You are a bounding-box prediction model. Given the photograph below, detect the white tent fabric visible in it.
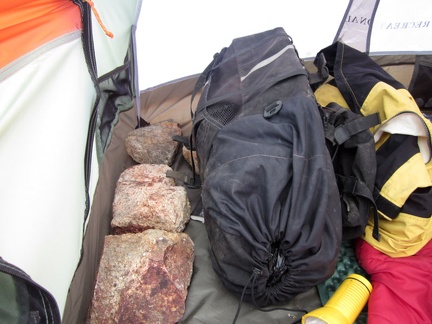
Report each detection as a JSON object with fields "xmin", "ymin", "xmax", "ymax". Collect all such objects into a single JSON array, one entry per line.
[
  {"xmin": 0, "ymin": 35, "xmax": 97, "ymax": 314},
  {"xmin": 92, "ymin": 0, "xmax": 142, "ymax": 78},
  {"xmin": 0, "ymin": 0, "xmax": 141, "ymax": 317}
]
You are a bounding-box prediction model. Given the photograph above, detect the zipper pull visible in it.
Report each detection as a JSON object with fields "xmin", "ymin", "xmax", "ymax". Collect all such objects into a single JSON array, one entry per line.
[{"xmin": 84, "ymin": 0, "xmax": 114, "ymax": 38}]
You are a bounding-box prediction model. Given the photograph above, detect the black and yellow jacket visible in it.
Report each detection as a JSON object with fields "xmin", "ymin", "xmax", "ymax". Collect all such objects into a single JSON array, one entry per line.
[{"xmin": 314, "ymin": 42, "xmax": 432, "ymax": 257}]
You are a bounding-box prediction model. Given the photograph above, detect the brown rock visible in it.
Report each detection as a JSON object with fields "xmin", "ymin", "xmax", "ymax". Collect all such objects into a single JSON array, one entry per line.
[
  {"xmin": 111, "ymin": 164, "xmax": 191, "ymax": 234},
  {"xmin": 88, "ymin": 230, "xmax": 195, "ymax": 324},
  {"xmin": 182, "ymin": 145, "xmax": 200, "ymax": 175},
  {"xmin": 125, "ymin": 121, "xmax": 182, "ymax": 165}
]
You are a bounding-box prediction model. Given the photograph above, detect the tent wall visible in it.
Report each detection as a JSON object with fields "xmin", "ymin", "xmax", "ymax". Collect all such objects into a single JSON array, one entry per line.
[
  {"xmin": 0, "ymin": 0, "xmax": 82, "ymax": 70},
  {"xmin": 0, "ymin": 32, "xmax": 97, "ymax": 316},
  {"xmin": 0, "ymin": 0, "xmax": 142, "ymax": 319}
]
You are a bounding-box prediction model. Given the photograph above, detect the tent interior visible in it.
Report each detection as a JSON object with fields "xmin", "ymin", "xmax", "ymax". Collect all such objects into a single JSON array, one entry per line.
[{"xmin": 1, "ymin": 0, "xmax": 431, "ymax": 323}]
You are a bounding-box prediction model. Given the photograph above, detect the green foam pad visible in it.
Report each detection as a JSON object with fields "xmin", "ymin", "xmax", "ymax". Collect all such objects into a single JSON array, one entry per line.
[{"xmin": 317, "ymin": 240, "xmax": 369, "ymax": 324}]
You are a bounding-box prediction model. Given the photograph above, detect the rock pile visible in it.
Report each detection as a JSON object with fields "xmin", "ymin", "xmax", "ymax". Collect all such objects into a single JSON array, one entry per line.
[{"xmin": 88, "ymin": 121, "xmax": 194, "ymax": 324}]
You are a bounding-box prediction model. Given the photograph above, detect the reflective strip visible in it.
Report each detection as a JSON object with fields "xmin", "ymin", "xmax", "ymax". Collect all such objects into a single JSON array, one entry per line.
[{"xmin": 240, "ymin": 44, "xmax": 294, "ymax": 81}]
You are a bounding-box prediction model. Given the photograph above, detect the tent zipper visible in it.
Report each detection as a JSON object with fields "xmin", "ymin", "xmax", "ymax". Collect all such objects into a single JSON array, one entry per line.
[{"xmin": 73, "ymin": 0, "xmax": 102, "ymax": 265}]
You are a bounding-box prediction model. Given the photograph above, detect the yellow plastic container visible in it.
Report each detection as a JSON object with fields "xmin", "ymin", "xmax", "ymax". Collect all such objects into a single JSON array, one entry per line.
[{"xmin": 302, "ymin": 274, "xmax": 372, "ymax": 324}]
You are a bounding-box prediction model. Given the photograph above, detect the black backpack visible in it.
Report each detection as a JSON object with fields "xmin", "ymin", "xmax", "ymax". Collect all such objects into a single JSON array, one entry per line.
[
  {"xmin": 191, "ymin": 28, "xmax": 342, "ymax": 307},
  {"xmin": 319, "ymin": 101, "xmax": 380, "ymax": 240}
]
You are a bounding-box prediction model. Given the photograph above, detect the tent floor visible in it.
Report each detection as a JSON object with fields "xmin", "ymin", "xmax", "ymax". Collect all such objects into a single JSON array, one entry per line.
[{"xmin": 180, "ymin": 220, "xmax": 321, "ymax": 323}]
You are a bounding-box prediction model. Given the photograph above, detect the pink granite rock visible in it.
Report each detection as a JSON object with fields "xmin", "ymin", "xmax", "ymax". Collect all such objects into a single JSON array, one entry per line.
[
  {"xmin": 88, "ymin": 230, "xmax": 195, "ymax": 324},
  {"xmin": 116, "ymin": 163, "xmax": 176, "ymax": 187},
  {"xmin": 111, "ymin": 164, "xmax": 191, "ymax": 234},
  {"xmin": 125, "ymin": 121, "xmax": 182, "ymax": 165}
]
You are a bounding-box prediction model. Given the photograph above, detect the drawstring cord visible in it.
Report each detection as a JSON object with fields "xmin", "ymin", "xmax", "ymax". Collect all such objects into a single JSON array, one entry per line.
[
  {"xmin": 232, "ymin": 269, "xmax": 260, "ymax": 324},
  {"xmin": 84, "ymin": 0, "xmax": 114, "ymax": 38},
  {"xmin": 232, "ymin": 268, "xmax": 308, "ymax": 324}
]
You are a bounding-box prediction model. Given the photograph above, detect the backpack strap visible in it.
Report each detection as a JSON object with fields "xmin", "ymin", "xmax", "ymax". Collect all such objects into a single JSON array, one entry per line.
[
  {"xmin": 168, "ymin": 135, "xmax": 200, "ymax": 188},
  {"xmin": 165, "ymin": 170, "xmax": 200, "ymax": 188},
  {"xmin": 190, "ymin": 47, "xmax": 228, "ymax": 115},
  {"xmin": 309, "ymin": 52, "xmax": 330, "ymax": 91},
  {"xmin": 324, "ymin": 102, "xmax": 381, "ymax": 145},
  {"xmin": 333, "ymin": 112, "xmax": 381, "ymax": 145},
  {"xmin": 338, "ymin": 175, "xmax": 380, "ymax": 240},
  {"xmin": 172, "ymin": 135, "xmax": 191, "ymax": 149},
  {"xmin": 323, "ymin": 102, "xmax": 381, "ymax": 241}
]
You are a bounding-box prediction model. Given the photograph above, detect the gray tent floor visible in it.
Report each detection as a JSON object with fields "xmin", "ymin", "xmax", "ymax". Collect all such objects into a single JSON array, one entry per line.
[{"xmin": 180, "ymin": 220, "xmax": 322, "ymax": 324}]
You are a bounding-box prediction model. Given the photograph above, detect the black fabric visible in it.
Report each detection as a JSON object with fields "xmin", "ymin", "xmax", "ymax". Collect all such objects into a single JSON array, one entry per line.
[
  {"xmin": 374, "ymin": 135, "xmax": 430, "ymax": 220},
  {"xmin": 373, "ymin": 191, "xmax": 401, "ymax": 220},
  {"xmin": 98, "ymin": 65, "xmax": 135, "ymax": 152},
  {"xmin": 401, "ymin": 186, "xmax": 432, "ymax": 218},
  {"xmin": 316, "ymin": 42, "xmax": 405, "ymax": 113},
  {"xmin": 375, "ymin": 134, "xmax": 419, "ymax": 188},
  {"xmin": 409, "ymin": 55, "xmax": 432, "ymax": 110},
  {"xmin": 320, "ymin": 102, "xmax": 379, "ymax": 240},
  {"xmin": 192, "ymin": 28, "xmax": 342, "ymax": 307},
  {"xmin": 0, "ymin": 257, "xmax": 61, "ymax": 324}
]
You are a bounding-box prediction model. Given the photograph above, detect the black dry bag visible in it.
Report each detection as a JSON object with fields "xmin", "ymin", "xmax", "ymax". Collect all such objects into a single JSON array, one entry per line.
[{"xmin": 191, "ymin": 28, "xmax": 342, "ymax": 306}]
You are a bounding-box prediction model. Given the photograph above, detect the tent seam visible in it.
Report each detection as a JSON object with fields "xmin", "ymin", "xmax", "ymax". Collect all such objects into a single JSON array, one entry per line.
[{"xmin": 0, "ymin": 30, "xmax": 82, "ymax": 83}]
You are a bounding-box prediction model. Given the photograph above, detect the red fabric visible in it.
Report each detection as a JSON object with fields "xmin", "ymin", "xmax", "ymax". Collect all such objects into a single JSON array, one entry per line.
[{"xmin": 355, "ymin": 238, "xmax": 432, "ymax": 324}]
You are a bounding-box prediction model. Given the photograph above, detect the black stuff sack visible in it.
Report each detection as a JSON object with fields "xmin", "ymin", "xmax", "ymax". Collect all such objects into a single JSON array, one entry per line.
[{"xmin": 191, "ymin": 28, "xmax": 342, "ymax": 307}]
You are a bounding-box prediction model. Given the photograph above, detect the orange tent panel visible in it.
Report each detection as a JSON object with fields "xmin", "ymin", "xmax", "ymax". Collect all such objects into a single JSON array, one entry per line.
[{"xmin": 0, "ymin": 0, "xmax": 82, "ymax": 69}]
